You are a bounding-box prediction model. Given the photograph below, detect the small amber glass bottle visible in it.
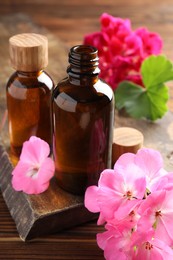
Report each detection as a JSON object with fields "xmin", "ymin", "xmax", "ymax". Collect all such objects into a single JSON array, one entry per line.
[
  {"xmin": 53, "ymin": 45, "xmax": 114, "ymax": 195},
  {"xmin": 6, "ymin": 33, "xmax": 54, "ymax": 161}
]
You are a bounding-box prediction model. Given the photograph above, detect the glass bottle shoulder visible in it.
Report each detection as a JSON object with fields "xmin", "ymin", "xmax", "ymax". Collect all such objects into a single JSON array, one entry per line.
[
  {"xmin": 53, "ymin": 77, "xmax": 114, "ymax": 103},
  {"xmin": 6, "ymin": 70, "xmax": 54, "ymax": 90},
  {"xmin": 6, "ymin": 70, "xmax": 54, "ymax": 100}
]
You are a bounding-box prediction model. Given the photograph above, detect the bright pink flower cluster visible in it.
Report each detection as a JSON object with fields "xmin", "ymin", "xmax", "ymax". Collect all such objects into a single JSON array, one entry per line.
[
  {"xmin": 85, "ymin": 148, "xmax": 173, "ymax": 259},
  {"xmin": 84, "ymin": 13, "xmax": 163, "ymax": 90}
]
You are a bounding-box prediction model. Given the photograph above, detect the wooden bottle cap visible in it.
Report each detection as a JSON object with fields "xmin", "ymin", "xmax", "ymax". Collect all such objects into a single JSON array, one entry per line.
[
  {"xmin": 9, "ymin": 33, "xmax": 48, "ymax": 72},
  {"xmin": 112, "ymin": 127, "xmax": 144, "ymax": 165}
]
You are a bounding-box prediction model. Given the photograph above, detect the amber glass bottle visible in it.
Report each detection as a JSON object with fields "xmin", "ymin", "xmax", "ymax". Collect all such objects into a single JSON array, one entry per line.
[
  {"xmin": 6, "ymin": 33, "xmax": 54, "ymax": 162},
  {"xmin": 53, "ymin": 45, "xmax": 114, "ymax": 195}
]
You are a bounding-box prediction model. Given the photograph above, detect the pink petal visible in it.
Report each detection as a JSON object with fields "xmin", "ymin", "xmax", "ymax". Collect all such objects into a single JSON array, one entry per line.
[
  {"xmin": 21, "ymin": 176, "xmax": 50, "ymax": 195},
  {"xmin": 156, "ymin": 213, "xmax": 173, "ymax": 245},
  {"xmin": 121, "ymin": 163, "xmax": 146, "ymax": 199},
  {"xmin": 98, "ymin": 188, "xmax": 124, "ymax": 220},
  {"xmin": 12, "ymin": 148, "xmax": 54, "ymax": 195},
  {"xmin": 104, "ymin": 237, "xmax": 127, "ymax": 260},
  {"xmin": 138, "ymin": 190, "xmax": 166, "ymax": 216},
  {"xmin": 98, "ymin": 169, "xmax": 122, "ymax": 192},
  {"xmin": 151, "ymin": 238, "xmax": 173, "ymax": 259},
  {"xmin": 135, "ymin": 148, "xmax": 163, "ymax": 180},
  {"xmin": 37, "ymin": 158, "xmax": 55, "ymax": 184},
  {"xmin": 116, "ymin": 199, "xmax": 142, "ymax": 220},
  {"xmin": 20, "ymin": 136, "xmax": 50, "ymax": 165},
  {"xmin": 124, "ymin": 33, "xmax": 143, "ymax": 56},
  {"xmin": 114, "ymin": 152, "xmax": 135, "ymax": 173},
  {"xmin": 84, "ymin": 186, "xmax": 100, "ymax": 213},
  {"xmin": 97, "ymin": 229, "xmax": 114, "ymax": 250},
  {"xmin": 134, "ymin": 238, "xmax": 173, "ymax": 260},
  {"xmin": 135, "ymin": 27, "xmax": 163, "ymax": 57},
  {"xmin": 12, "ymin": 162, "xmax": 31, "ymax": 191},
  {"xmin": 97, "ymin": 212, "xmax": 106, "ymax": 225}
]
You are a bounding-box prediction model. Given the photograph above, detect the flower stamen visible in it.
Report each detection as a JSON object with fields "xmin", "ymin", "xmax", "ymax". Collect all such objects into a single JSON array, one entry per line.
[
  {"xmin": 26, "ymin": 167, "xmax": 39, "ymax": 179},
  {"xmin": 145, "ymin": 242, "xmax": 153, "ymax": 250},
  {"xmin": 155, "ymin": 210, "xmax": 162, "ymax": 217}
]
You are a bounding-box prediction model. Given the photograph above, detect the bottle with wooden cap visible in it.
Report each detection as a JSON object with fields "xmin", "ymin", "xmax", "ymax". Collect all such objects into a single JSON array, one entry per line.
[
  {"xmin": 53, "ymin": 45, "xmax": 114, "ymax": 195},
  {"xmin": 6, "ymin": 33, "xmax": 54, "ymax": 162}
]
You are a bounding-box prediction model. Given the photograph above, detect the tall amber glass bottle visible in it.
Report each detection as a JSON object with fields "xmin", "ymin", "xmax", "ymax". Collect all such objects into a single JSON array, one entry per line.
[
  {"xmin": 6, "ymin": 33, "xmax": 54, "ymax": 162},
  {"xmin": 53, "ymin": 45, "xmax": 114, "ymax": 195}
]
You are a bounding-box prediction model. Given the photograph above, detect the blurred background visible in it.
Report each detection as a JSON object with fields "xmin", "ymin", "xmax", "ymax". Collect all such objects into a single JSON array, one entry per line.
[
  {"xmin": 1, "ymin": 0, "xmax": 173, "ymax": 53},
  {"xmin": 1, "ymin": 0, "xmax": 173, "ymax": 143}
]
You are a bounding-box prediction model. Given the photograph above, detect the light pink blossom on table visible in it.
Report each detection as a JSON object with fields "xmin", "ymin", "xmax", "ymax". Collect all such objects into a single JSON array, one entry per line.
[
  {"xmin": 84, "ymin": 147, "xmax": 173, "ymax": 259},
  {"xmin": 131, "ymin": 228, "xmax": 173, "ymax": 260},
  {"xmin": 137, "ymin": 190, "xmax": 173, "ymax": 246},
  {"xmin": 114, "ymin": 148, "xmax": 167, "ymax": 192},
  {"xmin": 97, "ymin": 223, "xmax": 133, "ymax": 260},
  {"xmin": 85, "ymin": 160, "xmax": 146, "ymax": 223},
  {"xmin": 151, "ymin": 172, "xmax": 173, "ymax": 192},
  {"xmin": 12, "ymin": 136, "xmax": 55, "ymax": 195}
]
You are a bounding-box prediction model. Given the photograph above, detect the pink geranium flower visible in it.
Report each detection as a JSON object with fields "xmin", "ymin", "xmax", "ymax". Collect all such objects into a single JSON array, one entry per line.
[
  {"xmin": 132, "ymin": 229, "xmax": 173, "ymax": 260},
  {"xmin": 12, "ymin": 136, "xmax": 55, "ymax": 194},
  {"xmin": 85, "ymin": 159, "xmax": 146, "ymax": 223},
  {"xmin": 84, "ymin": 147, "xmax": 173, "ymax": 259},
  {"xmin": 97, "ymin": 223, "xmax": 132, "ymax": 260},
  {"xmin": 114, "ymin": 148, "xmax": 167, "ymax": 192},
  {"xmin": 133, "ymin": 238, "xmax": 173, "ymax": 260},
  {"xmin": 135, "ymin": 27, "xmax": 163, "ymax": 58},
  {"xmin": 83, "ymin": 13, "xmax": 163, "ymax": 90},
  {"xmin": 138, "ymin": 190, "xmax": 173, "ymax": 246}
]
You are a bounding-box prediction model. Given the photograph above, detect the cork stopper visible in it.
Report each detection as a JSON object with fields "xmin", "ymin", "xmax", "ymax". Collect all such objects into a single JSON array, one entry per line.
[
  {"xmin": 112, "ymin": 127, "xmax": 144, "ymax": 166},
  {"xmin": 9, "ymin": 33, "xmax": 48, "ymax": 72}
]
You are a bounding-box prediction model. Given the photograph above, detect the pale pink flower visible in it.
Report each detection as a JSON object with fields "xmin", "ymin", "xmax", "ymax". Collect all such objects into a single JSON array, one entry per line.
[
  {"xmin": 97, "ymin": 223, "xmax": 132, "ymax": 260},
  {"xmin": 85, "ymin": 147, "xmax": 173, "ymax": 259},
  {"xmin": 138, "ymin": 190, "xmax": 173, "ymax": 246},
  {"xmin": 85, "ymin": 162, "xmax": 146, "ymax": 223},
  {"xmin": 12, "ymin": 136, "xmax": 55, "ymax": 194},
  {"xmin": 132, "ymin": 229, "xmax": 173, "ymax": 260},
  {"xmin": 115, "ymin": 148, "xmax": 167, "ymax": 193}
]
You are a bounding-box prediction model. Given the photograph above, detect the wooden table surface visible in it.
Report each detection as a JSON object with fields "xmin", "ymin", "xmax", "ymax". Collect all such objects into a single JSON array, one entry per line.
[{"xmin": 1, "ymin": 0, "xmax": 173, "ymax": 259}]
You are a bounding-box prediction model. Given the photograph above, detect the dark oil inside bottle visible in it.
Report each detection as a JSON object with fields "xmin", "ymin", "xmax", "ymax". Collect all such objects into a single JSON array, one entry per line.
[
  {"xmin": 6, "ymin": 71, "xmax": 53, "ymax": 161},
  {"xmin": 53, "ymin": 45, "xmax": 114, "ymax": 195}
]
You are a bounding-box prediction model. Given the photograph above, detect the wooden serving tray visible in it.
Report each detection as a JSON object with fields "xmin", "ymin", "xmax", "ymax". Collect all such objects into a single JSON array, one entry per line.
[
  {"xmin": 0, "ymin": 145, "xmax": 97, "ymax": 241},
  {"xmin": 1, "ymin": 111, "xmax": 173, "ymax": 241}
]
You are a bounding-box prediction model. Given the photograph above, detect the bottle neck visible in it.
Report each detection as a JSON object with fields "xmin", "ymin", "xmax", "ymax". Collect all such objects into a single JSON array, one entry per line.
[
  {"xmin": 16, "ymin": 70, "xmax": 43, "ymax": 77},
  {"xmin": 67, "ymin": 45, "xmax": 100, "ymax": 86}
]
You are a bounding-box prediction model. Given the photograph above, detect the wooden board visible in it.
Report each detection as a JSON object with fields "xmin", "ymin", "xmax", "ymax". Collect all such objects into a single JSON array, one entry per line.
[
  {"xmin": 0, "ymin": 145, "xmax": 97, "ymax": 241},
  {"xmin": 1, "ymin": 110, "xmax": 173, "ymax": 241}
]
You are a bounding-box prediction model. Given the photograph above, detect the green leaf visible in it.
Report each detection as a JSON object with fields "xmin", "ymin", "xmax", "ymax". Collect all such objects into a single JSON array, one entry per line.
[
  {"xmin": 141, "ymin": 55, "xmax": 173, "ymax": 88},
  {"xmin": 115, "ymin": 55, "xmax": 173, "ymax": 121},
  {"xmin": 115, "ymin": 81, "xmax": 169, "ymax": 121}
]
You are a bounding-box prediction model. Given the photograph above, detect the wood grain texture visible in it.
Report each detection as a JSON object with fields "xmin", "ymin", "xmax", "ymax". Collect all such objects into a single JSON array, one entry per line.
[
  {"xmin": 112, "ymin": 127, "xmax": 144, "ymax": 164},
  {"xmin": 0, "ymin": 144, "xmax": 97, "ymax": 241},
  {"xmin": 9, "ymin": 33, "xmax": 48, "ymax": 71},
  {"xmin": 0, "ymin": 1, "xmax": 173, "ymax": 259}
]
